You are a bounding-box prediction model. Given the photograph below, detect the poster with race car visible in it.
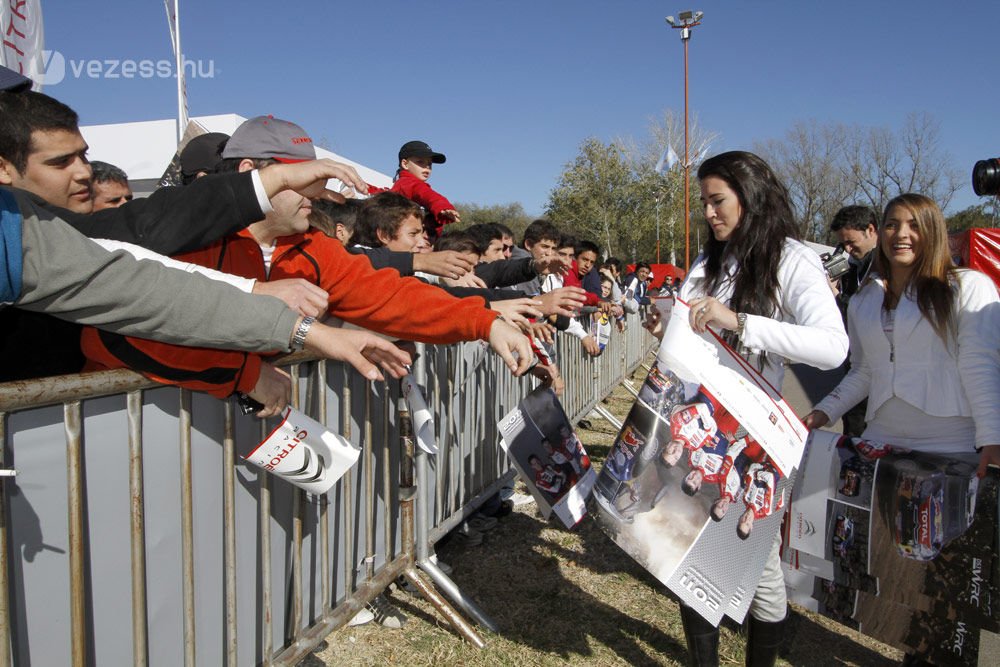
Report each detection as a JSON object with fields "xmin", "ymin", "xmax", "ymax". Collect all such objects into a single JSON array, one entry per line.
[
  {"xmin": 498, "ymin": 386, "xmax": 596, "ymax": 528},
  {"xmin": 591, "ymin": 300, "xmax": 807, "ymax": 625},
  {"xmin": 782, "ymin": 433, "xmax": 1000, "ymax": 666}
]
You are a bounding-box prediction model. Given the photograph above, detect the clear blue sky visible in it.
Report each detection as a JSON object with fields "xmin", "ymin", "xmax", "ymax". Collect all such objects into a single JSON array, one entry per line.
[{"xmin": 42, "ymin": 0, "xmax": 1000, "ymax": 215}]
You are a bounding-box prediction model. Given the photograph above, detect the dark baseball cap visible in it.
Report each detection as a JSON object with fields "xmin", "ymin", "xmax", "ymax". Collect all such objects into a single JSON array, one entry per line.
[
  {"xmin": 398, "ymin": 140, "xmax": 446, "ymax": 164},
  {"xmin": 179, "ymin": 132, "xmax": 230, "ymax": 176},
  {"xmin": 0, "ymin": 65, "xmax": 32, "ymax": 93},
  {"xmin": 222, "ymin": 115, "xmax": 316, "ymax": 163}
]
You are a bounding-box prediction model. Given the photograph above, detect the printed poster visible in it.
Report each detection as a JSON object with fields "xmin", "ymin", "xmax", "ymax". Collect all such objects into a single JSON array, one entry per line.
[
  {"xmin": 498, "ymin": 387, "xmax": 597, "ymax": 528},
  {"xmin": 591, "ymin": 301, "xmax": 807, "ymax": 624},
  {"xmin": 783, "ymin": 431, "xmax": 1000, "ymax": 665}
]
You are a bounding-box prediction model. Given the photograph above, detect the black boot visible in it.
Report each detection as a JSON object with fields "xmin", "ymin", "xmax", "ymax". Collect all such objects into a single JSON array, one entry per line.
[
  {"xmin": 680, "ymin": 604, "xmax": 719, "ymax": 667},
  {"xmin": 745, "ymin": 615, "xmax": 785, "ymax": 667}
]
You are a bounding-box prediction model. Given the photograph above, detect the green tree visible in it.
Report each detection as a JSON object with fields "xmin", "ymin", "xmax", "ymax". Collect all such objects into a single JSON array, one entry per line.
[
  {"xmin": 453, "ymin": 202, "xmax": 532, "ymax": 239},
  {"xmin": 545, "ymin": 111, "xmax": 715, "ymax": 265},
  {"xmin": 947, "ymin": 203, "xmax": 999, "ymax": 232}
]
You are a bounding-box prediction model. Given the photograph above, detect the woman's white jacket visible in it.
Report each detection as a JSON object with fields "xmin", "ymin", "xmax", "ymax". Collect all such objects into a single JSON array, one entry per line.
[
  {"xmin": 680, "ymin": 239, "xmax": 848, "ymax": 390},
  {"xmin": 814, "ymin": 269, "xmax": 1000, "ymax": 448}
]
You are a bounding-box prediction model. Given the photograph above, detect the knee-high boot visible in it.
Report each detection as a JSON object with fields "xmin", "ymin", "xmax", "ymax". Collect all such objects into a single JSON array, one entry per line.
[
  {"xmin": 679, "ymin": 604, "xmax": 719, "ymax": 667},
  {"xmin": 745, "ymin": 615, "xmax": 785, "ymax": 667}
]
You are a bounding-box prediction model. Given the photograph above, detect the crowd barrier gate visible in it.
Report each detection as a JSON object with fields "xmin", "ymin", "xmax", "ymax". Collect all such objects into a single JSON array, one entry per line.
[{"xmin": 0, "ymin": 314, "xmax": 655, "ymax": 665}]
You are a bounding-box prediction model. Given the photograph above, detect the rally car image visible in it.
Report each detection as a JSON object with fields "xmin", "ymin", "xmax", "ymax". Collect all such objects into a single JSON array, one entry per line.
[
  {"xmin": 892, "ymin": 459, "xmax": 978, "ymax": 562},
  {"xmin": 832, "ymin": 514, "xmax": 855, "ymax": 558},
  {"xmin": 593, "ymin": 424, "xmax": 650, "ymax": 523},
  {"xmin": 638, "ymin": 365, "xmax": 687, "ymax": 416},
  {"xmin": 838, "ymin": 456, "xmax": 871, "ymax": 497}
]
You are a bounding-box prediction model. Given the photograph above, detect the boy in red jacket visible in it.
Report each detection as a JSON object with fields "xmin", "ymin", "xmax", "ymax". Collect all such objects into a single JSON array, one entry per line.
[{"xmin": 390, "ymin": 140, "xmax": 460, "ymax": 238}]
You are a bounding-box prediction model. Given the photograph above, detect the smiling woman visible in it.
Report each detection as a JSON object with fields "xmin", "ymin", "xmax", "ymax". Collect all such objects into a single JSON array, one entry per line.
[{"xmin": 805, "ymin": 196, "xmax": 1000, "ymax": 665}]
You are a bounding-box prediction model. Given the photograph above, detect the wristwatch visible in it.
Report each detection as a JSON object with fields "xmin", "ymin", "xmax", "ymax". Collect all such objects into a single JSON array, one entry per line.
[
  {"xmin": 290, "ymin": 316, "xmax": 316, "ymax": 351},
  {"xmin": 735, "ymin": 312, "xmax": 748, "ymax": 339}
]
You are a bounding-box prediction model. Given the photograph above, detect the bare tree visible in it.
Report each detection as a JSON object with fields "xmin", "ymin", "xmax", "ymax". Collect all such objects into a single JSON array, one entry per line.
[
  {"xmin": 840, "ymin": 112, "xmax": 962, "ymax": 213},
  {"xmin": 755, "ymin": 121, "xmax": 853, "ymax": 242},
  {"xmin": 759, "ymin": 113, "xmax": 964, "ymax": 243}
]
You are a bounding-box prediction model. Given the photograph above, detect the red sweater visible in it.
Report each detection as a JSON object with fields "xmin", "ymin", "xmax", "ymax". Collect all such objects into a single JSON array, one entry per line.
[
  {"xmin": 82, "ymin": 228, "xmax": 498, "ymax": 398},
  {"xmin": 563, "ymin": 261, "xmax": 600, "ymax": 307},
  {"xmin": 390, "ymin": 170, "xmax": 457, "ymax": 236}
]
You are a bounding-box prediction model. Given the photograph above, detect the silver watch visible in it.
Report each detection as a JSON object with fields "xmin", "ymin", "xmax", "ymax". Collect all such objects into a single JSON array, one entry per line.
[
  {"xmin": 736, "ymin": 312, "xmax": 747, "ymax": 338},
  {"xmin": 291, "ymin": 316, "xmax": 316, "ymax": 351}
]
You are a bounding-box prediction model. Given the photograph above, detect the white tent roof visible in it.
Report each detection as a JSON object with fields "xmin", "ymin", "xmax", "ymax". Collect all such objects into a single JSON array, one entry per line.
[{"xmin": 80, "ymin": 114, "xmax": 392, "ymax": 190}]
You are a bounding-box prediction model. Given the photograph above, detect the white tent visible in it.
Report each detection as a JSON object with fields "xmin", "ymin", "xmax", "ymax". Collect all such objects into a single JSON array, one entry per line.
[{"xmin": 80, "ymin": 114, "xmax": 391, "ymax": 197}]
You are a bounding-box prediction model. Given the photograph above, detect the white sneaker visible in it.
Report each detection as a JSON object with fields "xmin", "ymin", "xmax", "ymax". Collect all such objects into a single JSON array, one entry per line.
[
  {"xmin": 429, "ymin": 553, "xmax": 453, "ymax": 575},
  {"xmin": 347, "ymin": 607, "xmax": 374, "ymax": 627},
  {"xmin": 510, "ymin": 492, "xmax": 534, "ymax": 506}
]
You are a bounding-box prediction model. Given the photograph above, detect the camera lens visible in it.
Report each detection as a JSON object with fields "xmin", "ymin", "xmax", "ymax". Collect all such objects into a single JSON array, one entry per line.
[{"xmin": 972, "ymin": 158, "xmax": 1000, "ymax": 197}]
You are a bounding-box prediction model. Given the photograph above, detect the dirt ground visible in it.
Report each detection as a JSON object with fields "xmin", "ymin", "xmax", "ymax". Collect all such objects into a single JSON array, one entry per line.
[{"xmin": 302, "ymin": 376, "xmax": 902, "ymax": 667}]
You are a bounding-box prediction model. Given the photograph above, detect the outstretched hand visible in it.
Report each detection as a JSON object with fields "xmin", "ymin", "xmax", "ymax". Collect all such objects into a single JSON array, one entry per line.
[
  {"xmin": 254, "ymin": 278, "xmax": 328, "ymax": 318},
  {"xmin": 247, "ymin": 363, "xmax": 291, "ymax": 418},
  {"xmin": 536, "ymin": 286, "xmax": 587, "ymax": 317},
  {"xmin": 488, "ymin": 318, "xmax": 533, "ymax": 376},
  {"xmin": 412, "ymin": 250, "xmax": 475, "ymax": 280},
  {"xmin": 303, "ymin": 322, "xmax": 412, "ymax": 380},
  {"xmin": 490, "ymin": 298, "xmax": 544, "ymax": 328},
  {"xmin": 259, "ymin": 159, "xmax": 368, "ymax": 203}
]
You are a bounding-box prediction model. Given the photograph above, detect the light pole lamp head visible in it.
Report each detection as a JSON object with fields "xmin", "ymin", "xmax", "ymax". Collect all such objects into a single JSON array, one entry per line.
[{"xmin": 665, "ymin": 15, "xmax": 677, "ymax": 26}]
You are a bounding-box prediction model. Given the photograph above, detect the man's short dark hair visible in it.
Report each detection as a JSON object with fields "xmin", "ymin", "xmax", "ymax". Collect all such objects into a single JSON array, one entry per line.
[
  {"xmin": 557, "ymin": 233, "xmax": 578, "ymax": 251},
  {"xmin": 466, "ymin": 223, "xmax": 503, "ymax": 255},
  {"xmin": 435, "ymin": 230, "xmax": 479, "ymax": 255},
  {"xmin": 0, "ymin": 91, "xmax": 80, "ymax": 173},
  {"xmin": 90, "ymin": 160, "xmax": 129, "ymax": 186},
  {"xmin": 309, "ymin": 198, "xmax": 363, "ymax": 238},
  {"xmin": 603, "ymin": 257, "xmax": 622, "ymax": 272},
  {"xmin": 521, "ymin": 219, "xmax": 561, "ymax": 248},
  {"xmin": 830, "ymin": 205, "xmax": 878, "ymax": 233},
  {"xmin": 352, "ymin": 192, "xmax": 423, "ymax": 248},
  {"xmin": 575, "ymin": 240, "xmax": 600, "ymax": 258},
  {"xmin": 494, "ymin": 223, "xmax": 514, "ymax": 239},
  {"xmin": 635, "ymin": 261, "xmax": 652, "ymax": 272}
]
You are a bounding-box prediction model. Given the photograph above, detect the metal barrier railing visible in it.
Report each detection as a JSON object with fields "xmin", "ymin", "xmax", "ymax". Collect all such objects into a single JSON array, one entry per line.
[{"xmin": 0, "ymin": 314, "xmax": 655, "ymax": 665}]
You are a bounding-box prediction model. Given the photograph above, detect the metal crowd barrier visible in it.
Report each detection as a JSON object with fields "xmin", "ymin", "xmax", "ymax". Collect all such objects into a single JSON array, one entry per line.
[{"xmin": 0, "ymin": 314, "xmax": 655, "ymax": 665}]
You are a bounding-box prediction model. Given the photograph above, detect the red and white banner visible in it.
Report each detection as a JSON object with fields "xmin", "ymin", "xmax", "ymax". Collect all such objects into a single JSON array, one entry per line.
[{"xmin": 1, "ymin": 0, "xmax": 45, "ymax": 90}]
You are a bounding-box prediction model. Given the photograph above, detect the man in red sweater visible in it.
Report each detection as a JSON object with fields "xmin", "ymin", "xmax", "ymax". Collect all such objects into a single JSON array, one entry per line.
[
  {"xmin": 82, "ymin": 117, "xmax": 531, "ymax": 415},
  {"xmin": 390, "ymin": 140, "xmax": 460, "ymax": 238}
]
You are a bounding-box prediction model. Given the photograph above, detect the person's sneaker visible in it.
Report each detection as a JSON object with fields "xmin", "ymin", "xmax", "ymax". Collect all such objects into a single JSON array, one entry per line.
[
  {"xmin": 347, "ymin": 607, "xmax": 374, "ymax": 627},
  {"xmin": 395, "ymin": 575, "xmax": 419, "ymax": 596},
  {"xmin": 467, "ymin": 513, "xmax": 498, "ymax": 532},
  {"xmin": 491, "ymin": 499, "xmax": 514, "ymax": 518},
  {"xmin": 455, "ymin": 521, "xmax": 484, "ymax": 546},
  {"xmin": 510, "ymin": 492, "xmax": 534, "ymax": 506},
  {"xmin": 367, "ymin": 594, "xmax": 407, "ymax": 629},
  {"xmin": 429, "ymin": 553, "xmax": 453, "ymax": 575}
]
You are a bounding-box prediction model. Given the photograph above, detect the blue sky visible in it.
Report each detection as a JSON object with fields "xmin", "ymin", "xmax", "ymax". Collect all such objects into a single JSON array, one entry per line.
[{"xmin": 42, "ymin": 1, "xmax": 1000, "ymax": 215}]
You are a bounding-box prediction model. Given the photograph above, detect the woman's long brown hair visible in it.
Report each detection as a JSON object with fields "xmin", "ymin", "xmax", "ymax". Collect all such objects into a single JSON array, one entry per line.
[{"xmin": 875, "ymin": 193, "xmax": 956, "ymax": 341}]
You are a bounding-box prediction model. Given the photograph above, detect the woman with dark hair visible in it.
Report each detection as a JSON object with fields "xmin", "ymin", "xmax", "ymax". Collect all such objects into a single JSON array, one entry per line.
[
  {"xmin": 807, "ymin": 192, "xmax": 1000, "ymax": 467},
  {"xmin": 674, "ymin": 151, "xmax": 848, "ymax": 666}
]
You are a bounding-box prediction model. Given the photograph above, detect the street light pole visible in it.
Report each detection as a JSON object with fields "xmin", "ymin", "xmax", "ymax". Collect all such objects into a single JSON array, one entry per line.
[{"xmin": 665, "ymin": 10, "xmax": 703, "ymax": 271}]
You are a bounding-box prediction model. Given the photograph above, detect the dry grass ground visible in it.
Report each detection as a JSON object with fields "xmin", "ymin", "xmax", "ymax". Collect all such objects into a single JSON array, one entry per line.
[{"xmin": 303, "ymin": 375, "xmax": 902, "ymax": 667}]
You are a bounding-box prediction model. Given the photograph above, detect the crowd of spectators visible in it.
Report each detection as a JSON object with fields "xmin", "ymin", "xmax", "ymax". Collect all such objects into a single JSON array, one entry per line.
[{"xmin": 0, "ymin": 66, "xmax": 662, "ymax": 629}]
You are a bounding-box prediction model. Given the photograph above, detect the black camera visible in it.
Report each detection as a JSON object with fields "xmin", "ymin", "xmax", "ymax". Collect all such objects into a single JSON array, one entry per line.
[
  {"xmin": 973, "ymin": 158, "xmax": 1000, "ymax": 197},
  {"xmin": 821, "ymin": 245, "xmax": 850, "ymax": 281}
]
